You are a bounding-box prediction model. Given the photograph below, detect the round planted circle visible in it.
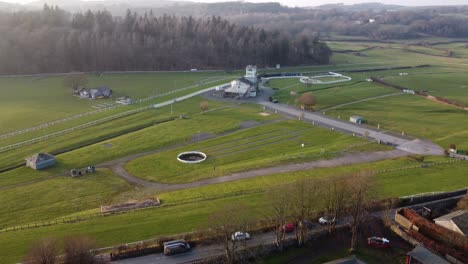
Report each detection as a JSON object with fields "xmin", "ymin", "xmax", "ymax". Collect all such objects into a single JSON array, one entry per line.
[{"xmin": 177, "ymin": 151, "xmax": 207, "ymax": 164}]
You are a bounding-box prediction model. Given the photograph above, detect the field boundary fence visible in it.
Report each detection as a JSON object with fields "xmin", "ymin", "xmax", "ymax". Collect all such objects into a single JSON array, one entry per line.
[
  {"xmin": 375, "ymin": 159, "xmax": 462, "ymax": 174},
  {"xmin": 0, "ymin": 81, "xmax": 229, "ymax": 153},
  {"xmin": 0, "ymin": 188, "xmax": 263, "ymax": 233},
  {"xmin": 0, "ymin": 77, "xmax": 230, "ymax": 141}
]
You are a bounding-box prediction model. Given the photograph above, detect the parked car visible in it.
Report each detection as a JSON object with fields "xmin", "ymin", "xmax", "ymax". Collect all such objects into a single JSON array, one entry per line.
[
  {"xmin": 319, "ymin": 216, "xmax": 336, "ymax": 225},
  {"xmin": 231, "ymin": 231, "xmax": 251, "ymax": 241},
  {"xmin": 280, "ymin": 223, "xmax": 295, "ymax": 233},
  {"xmin": 163, "ymin": 240, "xmax": 191, "ymax": 255},
  {"xmin": 367, "ymin": 237, "xmax": 390, "ymax": 249}
]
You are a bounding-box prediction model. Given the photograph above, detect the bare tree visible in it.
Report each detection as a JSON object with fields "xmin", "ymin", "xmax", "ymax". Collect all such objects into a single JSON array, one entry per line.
[
  {"xmin": 266, "ymin": 184, "xmax": 293, "ymax": 251},
  {"xmin": 63, "ymin": 235, "xmax": 97, "ymax": 264},
  {"xmin": 320, "ymin": 176, "xmax": 348, "ymax": 235},
  {"xmin": 290, "ymin": 178, "xmax": 319, "ymax": 246},
  {"xmin": 457, "ymin": 196, "xmax": 468, "ymax": 210},
  {"xmin": 64, "ymin": 72, "xmax": 88, "ymax": 92},
  {"xmin": 383, "ymin": 198, "xmax": 399, "ymax": 228},
  {"xmin": 200, "ymin": 100, "xmax": 209, "ymax": 112},
  {"xmin": 345, "ymin": 171, "xmax": 374, "ymax": 252},
  {"xmin": 298, "ymin": 92, "xmax": 316, "ymax": 110},
  {"xmin": 204, "ymin": 204, "xmax": 251, "ymax": 264},
  {"xmin": 23, "ymin": 237, "xmax": 59, "ymax": 264}
]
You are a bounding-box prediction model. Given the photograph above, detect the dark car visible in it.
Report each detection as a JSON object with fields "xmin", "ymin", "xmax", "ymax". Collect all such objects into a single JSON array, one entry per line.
[{"xmin": 163, "ymin": 240, "xmax": 191, "ymax": 255}]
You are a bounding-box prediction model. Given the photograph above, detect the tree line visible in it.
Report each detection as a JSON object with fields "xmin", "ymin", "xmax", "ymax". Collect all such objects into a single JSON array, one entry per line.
[
  {"xmin": 0, "ymin": 5, "xmax": 331, "ymax": 75},
  {"xmin": 224, "ymin": 5, "xmax": 468, "ymax": 40}
]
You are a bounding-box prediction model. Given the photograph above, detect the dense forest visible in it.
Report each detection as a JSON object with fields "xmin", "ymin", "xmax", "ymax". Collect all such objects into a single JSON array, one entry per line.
[
  {"xmin": 227, "ymin": 5, "xmax": 468, "ymax": 40},
  {"xmin": 0, "ymin": 5, "xmax": 331, "ymax": 75}
]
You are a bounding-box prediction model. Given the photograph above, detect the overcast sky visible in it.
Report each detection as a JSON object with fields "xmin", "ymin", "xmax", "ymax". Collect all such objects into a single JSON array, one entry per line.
[{"xmin": 3, "ymin": 0, "xmax": 468, "ymax": 7}]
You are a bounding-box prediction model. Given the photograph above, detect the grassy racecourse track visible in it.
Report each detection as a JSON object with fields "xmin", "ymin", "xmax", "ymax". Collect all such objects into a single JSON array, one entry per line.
[{"xmin": 0, "ymin": 38, "xmax": 468, "ymax": 263}]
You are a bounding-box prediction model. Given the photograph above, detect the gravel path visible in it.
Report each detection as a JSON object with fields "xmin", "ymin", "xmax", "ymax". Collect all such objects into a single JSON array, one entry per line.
[{"xmin": 110, "ymin": 149, "xmax": 410, "ymax": 191}]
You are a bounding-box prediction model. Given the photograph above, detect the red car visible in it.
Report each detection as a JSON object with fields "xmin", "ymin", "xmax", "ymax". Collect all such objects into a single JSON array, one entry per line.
[
  {"xmin": 367, "ymin": 237, "xmax": 390, "ymax": 249},
  {"xmin": 280, "ymin": 223, "xmax": 295, "ymax": 233}
]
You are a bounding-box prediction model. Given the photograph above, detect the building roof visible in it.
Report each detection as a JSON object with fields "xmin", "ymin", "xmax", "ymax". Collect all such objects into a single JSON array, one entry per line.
[
  {"xmin": 434, "ymin": 210, "xmax": 468, "ymax": 235},
  {"xmin": 407, "ymin": 245, "xmax": 449, "ymax": 264},
  {"xmin": 323, "ymin": 255, "xmax": 366, "ymax": 264},
  {"xmin": 238, "ymin": 77, "xmax": 255, "ymax": 86},
  {"xmin": 25, "ymin": 153, "xmax": 55, "ymax": 164}
]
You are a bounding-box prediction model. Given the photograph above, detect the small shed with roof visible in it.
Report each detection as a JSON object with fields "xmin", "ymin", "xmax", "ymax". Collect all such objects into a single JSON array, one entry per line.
[
  {"xmin": 350, "ymin": 116, "xmax": 364, "ymax": 124},
  {"xmin": 25, "ymin": 153, "xmax": 56, "ymax": 170},
  {"xmin": 406, "ymin": 245, "xmax": 449, "ymax": 264}
]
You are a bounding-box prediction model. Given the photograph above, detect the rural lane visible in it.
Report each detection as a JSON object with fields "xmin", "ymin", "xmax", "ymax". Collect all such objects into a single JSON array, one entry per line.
[
  {"xmin": 113, "ymin": 194, "xmax": 466, "ymax": 264},
  {"xmin": 109, "ymin": 149, "xmax": 409, "ymax": 190},
  {"xmin": 258, "ymin": 101, "xmax": 445, "ymax": 156}
]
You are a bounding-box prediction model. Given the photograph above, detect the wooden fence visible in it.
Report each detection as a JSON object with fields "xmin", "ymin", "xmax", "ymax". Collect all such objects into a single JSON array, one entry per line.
[
  {"xmin": 0, "ymin": 188, "xmax": 263, "ymax": 233},
  {"xmin": 0, "ymin": 80, "xmax": 229, "ymax": 153}
]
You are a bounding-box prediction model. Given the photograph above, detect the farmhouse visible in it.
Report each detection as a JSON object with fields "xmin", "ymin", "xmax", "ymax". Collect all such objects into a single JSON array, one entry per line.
[
  {"xmin": 350, "ymin": 116, "xmax": 364, "ymax": 124},
  {"xmin": 224, "ymin": 65, "xmax": 259, "ymax": 98},
  {"xmin": 25, "ymin": 153, "xmax": 56, "ymax": 170},
  {"xmin": 90, "ymin": 86, "xmax": 112, "ymax": 99},
  {"xmin": 433, "ymin": 210, "xmax": 468, "ymax": 236},
  {"xmin": 78, "ymin": 86, "xmax": 113, "ymax": 99}
]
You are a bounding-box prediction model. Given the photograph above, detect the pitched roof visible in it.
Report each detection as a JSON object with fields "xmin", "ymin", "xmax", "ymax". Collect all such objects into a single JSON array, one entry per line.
[
  {"xmin": 238, "ymin": 77, "xmax": 255, "ymax": 86},
  {"xmin": 323, "ymin": 255, "xmax": 366, "ymax": 264},
  {"xmin": 434, "ymin": 210, "xmax": 468, "ymax": 235},
  {"xmin": 26, "ymin": 153, "xmax": 55, "ymax": 164},
  {"xmin": 407, "ymin": 245, "xmax": 449, "ymax": 264}
]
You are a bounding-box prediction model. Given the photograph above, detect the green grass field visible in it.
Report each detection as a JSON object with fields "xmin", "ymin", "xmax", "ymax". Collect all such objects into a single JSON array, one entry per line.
[
  {"xmin": 0, "ymin": 156, "xmax": 467, "ymax": 263},
  {"xmin": 125, "ymin": 119, "xmax": 387, "ymax": 184},
  {"xmin": 268, "ymin": 77, "xmax": 398, "ymax": 110},
  {"xmin": 0, "ymin": 72, "xmax": 236, "ymax": 134},
  {"xmin": 325, "ymin": 95, "xmax": 468, "ymax": 150},
  {"xmin": 0, "ymin": 38, "xmax": 467, "ymax": 263}
]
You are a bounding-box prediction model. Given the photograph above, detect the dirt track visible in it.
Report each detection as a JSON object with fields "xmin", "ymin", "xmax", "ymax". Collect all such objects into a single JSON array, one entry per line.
[{"xmin": 109, "ymin": 149, "xmax": 409, "ymax": 191}]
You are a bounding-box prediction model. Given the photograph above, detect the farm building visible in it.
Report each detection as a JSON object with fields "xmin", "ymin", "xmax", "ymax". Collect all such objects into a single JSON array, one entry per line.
[
  {"xmin": 25, "ymin": 153, "xmax": 56, "ymax": 170},
  {"xmin": 224, "ymin": 65, "xmax": 259, "ymax": 98},
  {"xmin": 323, "ymin": 255, "xmax": 366, "ymax": 264},
  {"xmin": 350, "ymin": 116, "xmax": 365, "ymax": 124},
  {"xmin": 78, "ymin": 86, "xmax": 112, "ymax": 99},
  {"xmin": 433, "ymin": 210, "xmax": 468, "ymax": 236},
  {"xmin": 406, "ymin": 245, "xmax": 449, "ymax": 264}
]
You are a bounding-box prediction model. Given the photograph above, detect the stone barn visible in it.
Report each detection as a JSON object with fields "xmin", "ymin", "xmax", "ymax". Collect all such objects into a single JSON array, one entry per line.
[{"xmin": 25, "ymin": 153, "xmax": 56, "ymax": 170}]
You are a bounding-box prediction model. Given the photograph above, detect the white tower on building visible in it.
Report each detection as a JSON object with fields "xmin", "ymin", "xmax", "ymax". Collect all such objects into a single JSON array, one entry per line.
[{"xmin": 245, "ymin": 65, "xmax": 257, "ymax": 83}]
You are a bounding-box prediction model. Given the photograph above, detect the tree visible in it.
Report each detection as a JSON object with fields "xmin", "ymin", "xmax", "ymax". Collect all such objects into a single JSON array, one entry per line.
[
  {"xmin": 298, "ymin": 92, "xmax": 316, "ymax": 110},
  {"xmin": 319, "ymin": 176, "xmax": 348, "ymax": 235},
  {"xmin": 266, "ymin": 184, "xmax": 292, "ymax": 251},
  {"xmin": 23, "ymin": 237, "xmax": 59, "ymax": 264},
  {"xmin": 345, "ymin": 171, "xmax": 374, "ymax": 252},
  {"xmin": 457, "ymin": 196, "xmax": 468, "ymax": 210},
  {"xmin": 64, "ymin": 72, "xmax": 88, "ymax": 92},
  {"xmin": 290, "ymin": 178, "xmax": 319, "ymax": 246},
  {"xmin": 63, "ymin": 235, "xmax": 97, "ymax": 264},
  {"xmin": 204, "ymin": 204, "xmax": 251, "ymax": 264},
  {"xmin": 200, "ymin": 100, "xmax": 209, "ymax": 112}
]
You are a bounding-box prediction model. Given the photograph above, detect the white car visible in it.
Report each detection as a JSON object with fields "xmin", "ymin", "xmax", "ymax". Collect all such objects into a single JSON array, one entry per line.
[
  {"xmin": 231, "ymin": 231, "xmax": 251, "ymax": 241},
  {"xmin": 319, "ymin": 216, "xmax": 336, "ymax": 225}
]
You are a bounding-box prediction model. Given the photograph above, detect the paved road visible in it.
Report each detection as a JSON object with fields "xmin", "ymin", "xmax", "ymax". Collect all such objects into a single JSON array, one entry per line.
[
  {"xmin": 109, "ymin": 149, "xmax": 409, "ymax": 190},
  {"xmin": 259, "ymin": 101, "xmax": 444, "ymax": 156},
  {"xmin": 113, "ymin": 194, "xmax": 466, "ymax": 264}
]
